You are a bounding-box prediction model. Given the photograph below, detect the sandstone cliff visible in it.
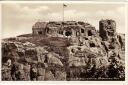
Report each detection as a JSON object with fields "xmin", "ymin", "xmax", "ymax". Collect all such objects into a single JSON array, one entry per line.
[{"xmin": 2, "ymin": 20, "xmax": 125, "ymax": 81}]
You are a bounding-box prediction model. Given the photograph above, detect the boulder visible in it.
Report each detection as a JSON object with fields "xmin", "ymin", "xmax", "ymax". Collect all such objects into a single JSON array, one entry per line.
[
  {"xmin": 47, "ymin": 53, "xmax": 63, "ymax": 67},
  {"xmin": 44, "ymin": 70, "xmax": 55, "ymax": 80}
]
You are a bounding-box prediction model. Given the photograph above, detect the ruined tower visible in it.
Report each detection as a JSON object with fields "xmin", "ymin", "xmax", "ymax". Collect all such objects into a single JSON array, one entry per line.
[
  {"xmin": 99, "ymin": 19, "xmax": 116, "ymax": 41},
  {"xmin": 32, "ymin": 22, "xmax": 47, "ymax": 35}
]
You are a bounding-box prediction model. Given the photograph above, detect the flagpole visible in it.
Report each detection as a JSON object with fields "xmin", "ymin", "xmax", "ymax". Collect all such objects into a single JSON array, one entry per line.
[{"xmin": 63, "ymin": 3, "xmax": 64, "ymax": 21}]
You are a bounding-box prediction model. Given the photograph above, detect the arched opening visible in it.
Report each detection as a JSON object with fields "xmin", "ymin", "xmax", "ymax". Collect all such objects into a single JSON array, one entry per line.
[
  {"xmin": 71, "ymin": 49, "xmax": 75, "ymax": 53},
  {"xmin": 88, "ymin": 30, "xmax": 93, "ymax": 36},
  {"xmin": 65, "ymin": 31, "xmax": 72, "ymax": 36},
  {"xmin": 38, "ymin": 31, "xmax": 42, "ymax": 35},
  {"xmin": 81, "ymin": 29, "xmax": 84, "ymax": 33},
  {"xmin": 90, "ymin": 43, "xmax": 95, "ymax": 47}
]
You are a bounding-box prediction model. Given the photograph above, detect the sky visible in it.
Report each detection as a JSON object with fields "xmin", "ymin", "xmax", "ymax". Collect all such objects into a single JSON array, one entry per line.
[{"xmin": 2, "ymin": 3, "xmax": 126, "ymax": 38}]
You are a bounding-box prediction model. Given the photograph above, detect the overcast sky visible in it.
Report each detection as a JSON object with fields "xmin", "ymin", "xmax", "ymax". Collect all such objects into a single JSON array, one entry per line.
[{"xmin": 2, "ymin": 3, "xmax": 126, "ymax": 38}]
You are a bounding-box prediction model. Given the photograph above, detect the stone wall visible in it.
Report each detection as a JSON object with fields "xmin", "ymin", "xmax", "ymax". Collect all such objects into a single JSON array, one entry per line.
[{"xmin": 32, "ymin": 21, "xmax": 96, "ymax": 38}]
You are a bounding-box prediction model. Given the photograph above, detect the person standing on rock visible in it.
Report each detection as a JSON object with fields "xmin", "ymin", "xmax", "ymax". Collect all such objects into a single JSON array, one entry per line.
[{"xmin": 37, "ymin": 62, "xmax": 46, "ymax": 81}]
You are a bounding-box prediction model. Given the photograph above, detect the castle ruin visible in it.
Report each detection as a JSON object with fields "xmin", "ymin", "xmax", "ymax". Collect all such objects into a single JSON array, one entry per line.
[
  {"xmin": 32, "ymin": 21, "xmax": 97, "ymax": 38},
  {"xmin": 2, "ymin": 19, "xmax": 125, "ymax": 81},
  {"xmin": 32, "ymin": 19, "xmax": 117, "ymax": 42}
]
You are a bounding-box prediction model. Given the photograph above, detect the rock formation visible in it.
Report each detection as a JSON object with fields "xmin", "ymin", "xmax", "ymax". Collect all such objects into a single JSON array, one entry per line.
[{"xmin": 2, "ymin": 19, "xmax": 125, "ymax": 81}]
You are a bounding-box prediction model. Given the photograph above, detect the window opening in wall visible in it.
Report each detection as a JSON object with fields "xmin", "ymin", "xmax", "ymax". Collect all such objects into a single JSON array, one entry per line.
[
  {"xmin": 88, "ymin": 30, "xmax": 92, "ymax": 36},
  {"xmin": 81, "ymin": 29, "xmax": 84, "ymax": 33},
  {"xmin": 65, "ymin": 31, "xmax": 72, "ymax": 36},
  {"xmin": 38, "ymin": 31, "xmax": 42, "ymax": 35},
  {"xmin": 90, "ymin": 43, "xmax": 95, "ymax": 47}
]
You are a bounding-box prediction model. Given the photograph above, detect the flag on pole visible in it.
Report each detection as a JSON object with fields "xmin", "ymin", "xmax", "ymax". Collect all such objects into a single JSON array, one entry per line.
[
  {"xmin": 63, "ymin": 4, "xmax": 67, "ymax": 21},
  {"xmin": 63, "ymin": 4, "xmax": 67, "ymax": 7}
]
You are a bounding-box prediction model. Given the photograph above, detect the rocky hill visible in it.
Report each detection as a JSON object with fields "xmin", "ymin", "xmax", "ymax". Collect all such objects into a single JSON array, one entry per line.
[{"xmin": 2, "ymin": 19, "xmax": 125, "ymax": 81}]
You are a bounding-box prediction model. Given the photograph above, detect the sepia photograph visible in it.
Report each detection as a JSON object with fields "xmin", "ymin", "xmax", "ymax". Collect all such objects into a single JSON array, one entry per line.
[{"xmin": 1, "ymin": 2, "xmax": 125, "ymax": 81}]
